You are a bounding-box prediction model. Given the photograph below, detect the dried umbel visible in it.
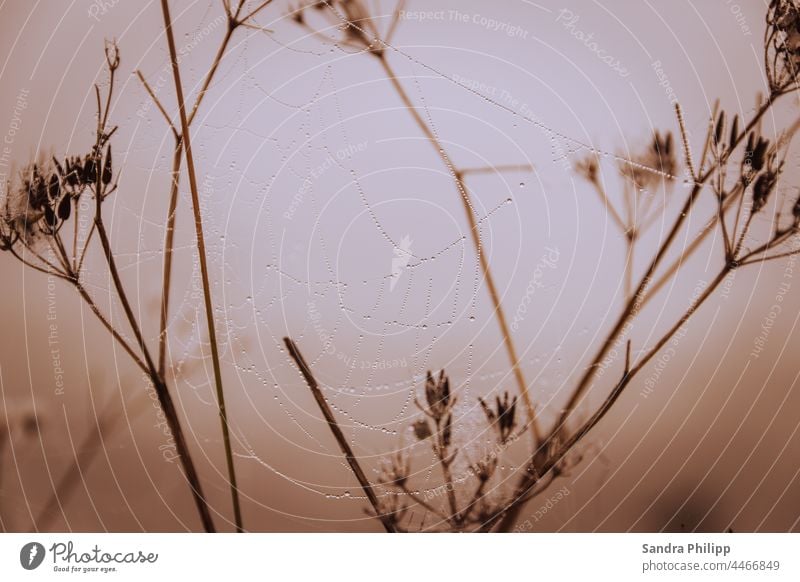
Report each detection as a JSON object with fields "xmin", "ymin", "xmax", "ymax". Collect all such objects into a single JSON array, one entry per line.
[
  {"xmin": 618, "ymin": 130, "xmax": 677, "ymax": 190},
  {"xmin": 415, "ymin": 370, "xmax": 455, "ymax": 423},
  {"xmin": 0, "ymin": 140, "xmax": 117, "ymax": 278},
  {"xmin": 479, "ymin": 391, "xmax": 518, "ymax": 445},
  {"xmin": 1, "ymin": 160, "xmax": 61, "ymax": 246},
  {"xmin": 766, "ymin": 0, "xmax": 800, "ymax": 94},
  {"xmin": 574, "ymin": 154, "xmax": 600, "ymax": 184},
  {"xmin": 291, "ymin": 0, "xmax": 389, "ymax": 57}
]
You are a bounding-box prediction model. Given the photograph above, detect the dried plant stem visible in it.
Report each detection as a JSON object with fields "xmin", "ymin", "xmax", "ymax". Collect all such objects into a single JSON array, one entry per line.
[
  {"xmin": 143, "ymin": 2, "xmax": 246, "ymax": 398},
  {"xmin": 433, "ymin": 433, "xmax": 459, "ymax": 525},
  {"xmin": 494, "ymin": 95, "xmax": 780, "ymax": 532},
  {"xmin": 93, "ymin": 215, "xmax": 216, "ymax": 531},
  {"xmin": 283, "ymin": 338, "xmax": 397, "ymax": 533},
  {"xmin": 492, "ymin": 264, "xmax": 732, "ymax": 531},
  {"xmin": 158, "ymin": 141, "xmax": 183, "ymax": 377},
  {"xmin": 378, "ymin": 55, "xmax": 542, "ymax": 445},
  {"xmin": 640, "ymin": 190, "xmax": 740, "ymax": 308},
  {"xmin": 160, "ymin": 0, "xmax": 243, "ymax": 532},
  {"xmin": 556, "ymin": 95, "xmax": 776, "ymax": 433},
  {"xmin": 74, "ymin": 283, "xmax": 148, "ymax": 374},
  {"xmin": 398, "ymin": 484, "xmax": 449, "ymax": 522}
]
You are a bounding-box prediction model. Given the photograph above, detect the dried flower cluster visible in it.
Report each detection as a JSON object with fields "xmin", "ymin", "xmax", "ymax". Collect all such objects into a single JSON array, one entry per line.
[
  {"xmin": 371, "ymin": 373, "xmax": 534, "ymax": 531},
  {"xmin": 766, "ymin": 0, "xmax": 800, "ymax": 94},
  {"xmin": 0, "ymin": 45, "xmax": 118, "ymax": 282},
  {"xmin": 291, "ymin": 0, "xmax": 399, "ymax": 57},
  {"xmin": 291, "ymin": 2, "xmax": 800, "ymax": 534},
  {"xmin": 618, "ymin": 131, "xmax": 677, "ymax": 190}
]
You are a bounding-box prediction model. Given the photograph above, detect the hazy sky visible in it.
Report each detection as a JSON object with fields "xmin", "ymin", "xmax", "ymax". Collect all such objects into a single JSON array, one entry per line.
[{"xmin": 1, "ymin": 0, "xmax": 799, "ymax": 532}]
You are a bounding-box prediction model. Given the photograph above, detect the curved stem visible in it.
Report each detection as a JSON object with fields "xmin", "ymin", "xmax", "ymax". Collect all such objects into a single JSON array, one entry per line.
[
  {"xmin": 161, "ymin": 0, "xmax": 242, "ymax": 532},
  {"xmin": 158, "ymin": 141, "xmax": 183, "ymax": 378},
  {"xmin": 378, "ymin": 54, "xmax": 542, "ymax": 445},
  {"xmin": 284, "ymin": 338, "xmax": 397, "ymax": 533}
]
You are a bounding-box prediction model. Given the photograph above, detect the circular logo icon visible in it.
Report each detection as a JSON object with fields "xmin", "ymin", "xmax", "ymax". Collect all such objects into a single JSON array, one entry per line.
[{"xmin": 20, "ymin": 542, "xmax": 46, "ymax": 570}]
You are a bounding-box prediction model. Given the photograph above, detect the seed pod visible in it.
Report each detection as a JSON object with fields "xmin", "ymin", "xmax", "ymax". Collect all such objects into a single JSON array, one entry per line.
[
  {"xmin": 48, "ymin": 174, "xmax": 60, "ymax": 200},
  {"xmin": 44, "ymin": 204, "xmax": 57, "ymax": 228},
  {"xmin": 65, "ymin": 159, "xmax": 78, "ymax": 187},
  {"xmin": 744, "ymin": 132, "xmax": 755, "ymax": 159},
  {"xmin": 83, "ymin": 156, "xmax": 97, "ymax": 183},
  {"xmin": 102, "ymin": 145, "xmax": 112, "ymax": 185},
  {"xmin": 57, "ymin": 194, "xmax": 71, "ymax": 221},
  {"xmin": 752, "ymin": 171, "xmax": 777, "ymax": 213},
  {"xmin": 52, "ymin": 157, "xmax": 64, "ymax": 177},
  {"xmin": 35, "ymin": 175, "xmax": 48, "ymax": 206},
  {"xmin": 752, "ymin": 138, "xmax": 769, "ymax": 172},
  {"xmin": 729, "ymin": 114, "xmax": 739, "ymax": 150},
  {"xmin": 714, "ymin": 111, "xmax": 726, "ymax": 146}
]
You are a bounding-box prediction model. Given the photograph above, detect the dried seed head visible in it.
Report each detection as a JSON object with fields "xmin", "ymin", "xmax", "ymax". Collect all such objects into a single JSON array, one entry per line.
[
  {"xmin": 479, "ymin": 391, "xmax": 518, "ymax": 445},
  {"xmin": 714, "ymin": 111, "xmax": 726, "ymax": 147},
  {"xmin": 766, "ymin": 0, "xmax": 800, "ymax": 93},
  {"xmin": 471, "ymin": 455, "xmax": 498, "ymax": 483},
  {"xmin": 729, "ymin": 114, "xmax": 740, "ymax": 150},
  {"xmin": 752, "ymin": 170, "xmax": 778, "ymax": 214},
  {"xmin": 104, "ymin": 39, "xmax": 120, "ymax": 71},
  {"xmin": 619, "ymin": 130, "xmax": 677, "ymax": 189},
  {"xmin": 294, "ymin": 0, "xmax": 385, "ymax": 57},
  {"xmin": 420, "ymin": 370, "xmax": 453, "ymax": 421},
  {"xmin": 83, "ymin": 156, "xmax": 97, "ymax": 183},
  {"xmin": 574, "ymin": 154, "xmax": 599, "ymax": 183},
  {"xmin": 752, "ymin": 137, "xmax": 770, "ymax": 172}
]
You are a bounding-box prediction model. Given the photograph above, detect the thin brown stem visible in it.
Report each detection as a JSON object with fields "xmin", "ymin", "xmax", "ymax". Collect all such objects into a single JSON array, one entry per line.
[
  {"xmin": 74, "ymin": 283, "xmax": 148, "ymax": 375},
  {"xmin": 494, "ymin": 94, "xmax": 779, "ymax": 533},
  {"xmin": 590, "ymin": 177, "xmax": 627, "ymax": 234},
  {"xmin": 397, "ymin": 484, "xmax": 450, "ymax": 522},
  {"xmin": 161, "ymin": 0, "xmax": 242, "ymax": 533},
  {"xmin": 135, "ymin": 70, "xmax": 180, "ymax": 139},
  {"xmin": 283, "ymin": 337, "xmax": 398, "ymax": 533},
  {"xmin": 555, "ymin": 95, "xmax": 776, "ymax": 435},
  {"xmin": 432, "ymin": 427, "xmax": 459, "ymax": 525},
  {"xmin": 158, "ymin": 141, "xmax": 183, "ymax": 378},
  {"xmin": 378, "ymin": 54, "xmax": 542, "ymax": 445},
  {"xmin": 640, "ymin": 188, "xmax": 740, "ymax": 308},
  {"xmin": 93, "ymin": 213, "xmax": 217, "ymax": 531},
  {"xmin": 492, "ymin": 267, "xmax": 730, "ymax": 531}
]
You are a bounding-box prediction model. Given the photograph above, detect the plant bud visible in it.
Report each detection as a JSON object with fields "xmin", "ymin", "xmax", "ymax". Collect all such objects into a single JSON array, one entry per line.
[
  {"xmin": 57, "ymin": 194, "xmax": 71, "ymax": 221},
  {"xmin": 752, "ymin": 171, "xmax": 777, "ymax": 213},
  {"xmin": 729, "ymin": 114, "xmax": 739, "ymax": 149},
  {"xmin": 714, "ymin": 111, "xmax": 725, "ymax": 146},
  {"xmin": 48, "ymin": 174, "xmax": 60, "ymax": 200}
]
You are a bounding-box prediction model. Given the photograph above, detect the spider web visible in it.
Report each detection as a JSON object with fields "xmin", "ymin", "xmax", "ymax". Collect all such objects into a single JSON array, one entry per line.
[{"xmin": 127, "ymin": 0, "xmax": 704, "ymax": 523}]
